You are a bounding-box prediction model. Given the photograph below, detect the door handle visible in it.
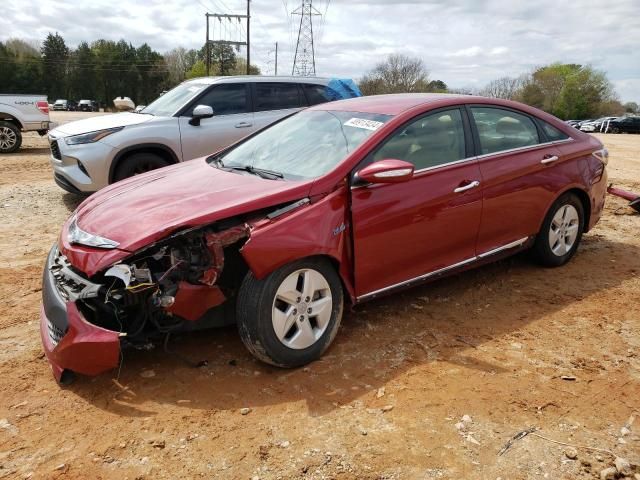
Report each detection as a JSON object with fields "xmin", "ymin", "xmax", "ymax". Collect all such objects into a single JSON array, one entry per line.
[
  {"xmin": 453, "ymin": 180, "xmax": 480, "ymax": 193},
  {"xmin": 235, "ymin": 122, "xmax": 253, "ymax": 128},
  {"xmin": 541, "ymin": 155, "xmax": 559, "ymax": 164}
]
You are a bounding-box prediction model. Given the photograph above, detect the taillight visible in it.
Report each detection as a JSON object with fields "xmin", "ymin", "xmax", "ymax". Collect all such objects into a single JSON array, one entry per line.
[
  {"xmin": 37, "ymin": 101, "xmax": 49, "ymax": 115},
  {"xmin": 592, "ymin": 148, "xmax": 608, "ymax": 166}
]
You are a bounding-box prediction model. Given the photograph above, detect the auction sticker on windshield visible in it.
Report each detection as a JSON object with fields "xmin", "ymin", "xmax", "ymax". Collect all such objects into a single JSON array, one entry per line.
[{"xmin": 344, "ymin": 118, "xmax": 385, "ymax": 131}]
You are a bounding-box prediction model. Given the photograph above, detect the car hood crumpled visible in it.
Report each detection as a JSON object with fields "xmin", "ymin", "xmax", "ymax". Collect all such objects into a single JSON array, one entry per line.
[
  {"xmin": 63, "ymin": 158, "xmax": 312, "ymax": 273},
  {"xmin": 50, "ymin": 112, "xmax": 154, "ymax": 137}
]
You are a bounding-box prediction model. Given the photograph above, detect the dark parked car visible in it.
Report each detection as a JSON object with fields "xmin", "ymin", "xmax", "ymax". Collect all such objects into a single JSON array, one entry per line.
[
  {"xmin": 40, "ymin": 94, "xmax": 608, "ymax": 383},
  {"xmin": 607, "ymin": 116, "xmax": 640, "ymax": 134},
  {"xmin": 77, "ymin": 100, "xmax": 99, "ymax": 112}
]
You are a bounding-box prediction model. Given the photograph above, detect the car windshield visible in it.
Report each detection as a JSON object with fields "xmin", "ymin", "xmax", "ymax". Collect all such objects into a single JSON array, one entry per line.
[
  {"xmin": 55, "ymin": 100, "xmax": 66, "ymax": 104},
  {"xmin": 142, "ymin": 82, "xmax": 209, "ymax": 116},
  {"xmin": 212, "ymin": 110, "xmax": 391, "ymax": 180}
]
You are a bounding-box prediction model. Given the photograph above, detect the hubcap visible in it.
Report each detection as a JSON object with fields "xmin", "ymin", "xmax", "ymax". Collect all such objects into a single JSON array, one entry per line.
[
  {"xmin": 272, "ymin": 268, "xmax": 332, "ymax": 350},
  {"xmin": 548, "ymin": 204, "xmax": 579, "ymax": 256},
  {"xmin": 0, "ymin": 127, "xmax": 17, "ymax": 150}
]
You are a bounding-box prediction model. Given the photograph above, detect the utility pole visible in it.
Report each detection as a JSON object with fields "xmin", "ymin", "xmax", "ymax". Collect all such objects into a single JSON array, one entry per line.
[
  {"xmin": 275, "ymin": 42, "xmax": 278, "ymax": 75},
  {"xmin": 291, "ymin": 0, "xmax": 321, "ymax": 76},
  {"xmin": 205, "ymin": 13, "xmax": 211, "ymax": 76},
  {"xmin": 246, "ymin": 0, "xmax": 250, "ymax": 75}
]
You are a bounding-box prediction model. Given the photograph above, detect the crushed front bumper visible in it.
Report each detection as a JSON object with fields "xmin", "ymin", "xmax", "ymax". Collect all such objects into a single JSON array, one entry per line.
[{"xmin": 40, "ymin": 245, "xmax": 120, "ymax": 383}]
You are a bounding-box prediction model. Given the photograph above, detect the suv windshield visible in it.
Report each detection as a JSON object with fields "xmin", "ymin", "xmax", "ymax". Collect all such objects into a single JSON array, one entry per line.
[
  {"xmin": 142, "ymin": 82, "xmax": 209, "ymax": 116},
  {"xmin": 212, "ymin": 110, "xmax": 391, "ymax": 180}
]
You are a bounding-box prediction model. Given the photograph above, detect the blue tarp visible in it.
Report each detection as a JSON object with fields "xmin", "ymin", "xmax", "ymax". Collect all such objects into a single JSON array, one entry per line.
[{"xmin": 326, "ymin": 78, "xmax": 363, "ymax": 100}]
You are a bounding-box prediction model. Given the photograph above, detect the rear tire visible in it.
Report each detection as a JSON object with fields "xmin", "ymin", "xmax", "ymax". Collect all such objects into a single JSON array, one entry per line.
[
  {"xmin": 0, "ymin": 121, "xmax": 21, "ymax": 153},
  {"xmin": 237, "ymin": 258, "xmax": 344, "ymax": 368},
  {"xmin": 532, "ymin": 193, "xmax": 584, "ymax": 267},
  {"xmin": 113, "ymin": 152, "xmax": 169, "ymax": 182}
]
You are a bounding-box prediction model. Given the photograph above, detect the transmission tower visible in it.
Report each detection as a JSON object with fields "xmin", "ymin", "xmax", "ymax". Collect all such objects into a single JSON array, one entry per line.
[{"xmin": 291, "ymin": 0, "xmax": 321, "ymax": 76}]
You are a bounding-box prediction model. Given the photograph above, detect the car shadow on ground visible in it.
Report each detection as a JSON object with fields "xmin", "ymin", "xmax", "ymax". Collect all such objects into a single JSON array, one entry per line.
[
  {"xmin": 66, "ymin": 234, "xmax": 639, "ymax": 417},
  {"xmin": 61, "ymin": 192, "xmax": 84, "ymax": 212}
]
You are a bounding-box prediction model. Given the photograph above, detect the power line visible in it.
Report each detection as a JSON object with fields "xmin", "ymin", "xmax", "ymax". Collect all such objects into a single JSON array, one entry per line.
[{"xmin": 291, "ymin": 0, "xmax": 321, "ymax": 76}]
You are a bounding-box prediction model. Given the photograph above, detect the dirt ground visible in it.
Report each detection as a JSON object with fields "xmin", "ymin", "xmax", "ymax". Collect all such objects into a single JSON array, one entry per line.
[{"xmin": 0, "ymin": 113, "xmax": 638, "ymax": 479}]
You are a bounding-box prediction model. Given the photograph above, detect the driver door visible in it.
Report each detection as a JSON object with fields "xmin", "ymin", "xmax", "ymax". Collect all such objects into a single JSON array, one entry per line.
[
  {"xmin": 351, "ymin": 108, "xmax": 483, "ymax": 297},
  {"xmin": 178, "ymin": 83, "xmax": 255, "ymax": 160}
]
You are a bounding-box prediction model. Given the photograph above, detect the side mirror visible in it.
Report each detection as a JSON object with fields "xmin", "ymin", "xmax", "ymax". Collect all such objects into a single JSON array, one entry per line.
[
  {"xmin": 189, "ymin": 105, "xmax": 214, "ymax": 126},
  {"xmin": 356, "ymin": 159, "xmax": 414, "ymax": 184}
]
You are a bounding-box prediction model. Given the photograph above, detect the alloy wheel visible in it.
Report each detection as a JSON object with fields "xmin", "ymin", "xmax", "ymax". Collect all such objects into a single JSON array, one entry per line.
[
  {"xmin": 548, "ymin": 204, "xmax": 580, "ymax": 256},
  {"xmin": 271, "ymin": 268, "xmax": 333, "ymax": 350},
  {"xmin": 0, "ymin": 127, "xmax": 17, "ymax": 151}
]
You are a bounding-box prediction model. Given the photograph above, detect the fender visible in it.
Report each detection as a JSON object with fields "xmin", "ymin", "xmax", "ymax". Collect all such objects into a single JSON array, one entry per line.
[
  {"xmin": 0, "ymin": 103, "xmax": 24, "ymax": 128},
  {"xmin": 241, "ymin": 185, "xmax": 356, "ymax": 301},
  {"xmin": 108, "ymin": 143, "xmax": 181, "ymax": 183}
]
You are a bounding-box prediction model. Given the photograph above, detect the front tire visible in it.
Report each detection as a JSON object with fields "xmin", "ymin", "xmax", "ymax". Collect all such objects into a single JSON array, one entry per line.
[
  {"xmin": 0, "ymin": 121, "xmax": 21, "ymax": 153},
  {"xmin": 533, "ymin": 193, "xmax": 584, "ymax": 267},
  {"xmin": 113, "ymin": 152, "xmax": 169, "ymax": 182},
  {"xmin": 237, "ymin": 258, "xmax": 344, "ymax": 368}
]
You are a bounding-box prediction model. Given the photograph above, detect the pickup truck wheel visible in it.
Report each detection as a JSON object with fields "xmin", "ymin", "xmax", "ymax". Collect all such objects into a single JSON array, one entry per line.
[
  {"xmin": 532, "ymin": 193, "xmax": 584, "ymax": 267},
  {"xmin": 0, "ymin": 121, "xmax": 21, "ymax": 153},
  {"xmin": 113, "ymin": 152, "xmax": 169, "ymax": 182},
  {"xmin": 237, "ymin": 258, "xmax": 344, "ymax": 368}
]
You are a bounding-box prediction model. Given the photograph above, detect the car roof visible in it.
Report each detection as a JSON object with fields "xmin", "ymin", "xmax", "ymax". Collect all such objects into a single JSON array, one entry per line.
[
  {"xmin": 309, "ymin": 93, "xmax": 477, "ymax": 116},
  {"xmin": 184, "ymin": 75, "xmax": 334, "ymax": 86}
]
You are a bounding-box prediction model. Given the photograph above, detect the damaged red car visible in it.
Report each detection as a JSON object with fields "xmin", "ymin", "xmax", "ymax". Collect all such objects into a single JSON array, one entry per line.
[{"xmin": 41, "ymin": 94, "xmax": 608, "ymax": 383}]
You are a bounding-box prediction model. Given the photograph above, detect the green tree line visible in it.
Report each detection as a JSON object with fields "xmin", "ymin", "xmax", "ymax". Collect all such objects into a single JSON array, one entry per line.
[
  {"xmin": 0, "ymin": 32, "xmax": 260, "ymax": 108},
  {"xmin": 359, "ymin": 55, "xmax": 635, "ymax": 120}
]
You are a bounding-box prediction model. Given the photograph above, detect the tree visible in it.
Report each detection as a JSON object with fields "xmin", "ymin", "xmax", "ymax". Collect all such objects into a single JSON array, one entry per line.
[
  {"xmin": 68, "ymin": 42, "xmax": 97, "ymax": 100},
  {"xmin": 164, "ymin": 47, "xmax": 198, "ymax": 85},
  {"xmin": 41, "ymin": 32, "xmax": 69, "ymax": 100},
  {"xmin": 427, "ymin": 80, "xmax": 447, "ymax": 92},
  {"xmin": 229, "ymin": 58, "xmax": 261, "ymax": 76},
  {"xmin": 624, "ymin": 101, "xmax": 639, "ymax": 114},
  {"xmin": 0, "ymin": 39, "xmax": 43, "ymax": 94},
  {"xmin": 198, "ymin": 42, "xmax": 237, "ymax": 75},
  {"xmin": 359, "ymin": 54, "xmax": 430, "ymax": 95},
  {"xmin": 186, "ymin": 60, "xmax": 207, "ymax": 79},
  {"xmin": 480, "ymin": 76, "xmax": 524, "ymax": 99},
  {"xmin": 135, "ymin": 43, "xmax": 167, "ymax": 104}
]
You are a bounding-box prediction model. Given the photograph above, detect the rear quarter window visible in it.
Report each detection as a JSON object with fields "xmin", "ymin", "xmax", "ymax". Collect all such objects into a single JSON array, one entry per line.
[{"xmin": 540, "ymin": 121, "xmax": 570, "ymax": 141}]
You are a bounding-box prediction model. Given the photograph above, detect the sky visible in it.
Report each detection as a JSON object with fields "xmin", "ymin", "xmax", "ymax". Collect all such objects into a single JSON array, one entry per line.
[{"xmin": 2, "ymin": 0, "xmax": 639, "ymax": 104}]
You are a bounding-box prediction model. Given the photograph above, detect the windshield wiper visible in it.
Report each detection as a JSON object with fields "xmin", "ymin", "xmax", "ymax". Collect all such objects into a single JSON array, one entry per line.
[{"xmin": 225, "ymin": 164, "xmax": 284, "ymax": 180}]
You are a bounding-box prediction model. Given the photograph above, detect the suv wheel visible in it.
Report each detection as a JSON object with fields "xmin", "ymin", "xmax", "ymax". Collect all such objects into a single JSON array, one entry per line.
[
  {"xmin": 237, "ymin": 258, "xmax": 344, "ymax": 367},
  {"xmin": 113, "ymin": 152, "xmax": 169, "ymax": 182},
  {"xmin": 533, "ymin": 193, "xmax": 584, "ymax": 267},
  {"xmin": 0, "ymin": 121, "xmax": 21, "ymax": 153}
]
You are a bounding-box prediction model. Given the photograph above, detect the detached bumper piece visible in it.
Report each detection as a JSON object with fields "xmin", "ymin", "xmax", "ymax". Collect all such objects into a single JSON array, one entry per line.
[
  {"xmin": 40, "ymin": 245, "xmax": 120, "ymax": 383},
  {"xmin": 607, "ymin": 184, "xmax": 640, "ymax": 213}
]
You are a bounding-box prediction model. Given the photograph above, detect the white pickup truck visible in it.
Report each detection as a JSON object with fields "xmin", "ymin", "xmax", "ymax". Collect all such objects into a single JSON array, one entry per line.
[{"xmin": 0, "ymin": 94, "xmax": 55, "ymax": 153}]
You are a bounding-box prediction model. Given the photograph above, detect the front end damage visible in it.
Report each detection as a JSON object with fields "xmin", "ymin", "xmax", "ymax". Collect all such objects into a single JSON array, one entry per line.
[{"xmin": 40, "ymin": 222, "xmax": 251, "ymax": 383}]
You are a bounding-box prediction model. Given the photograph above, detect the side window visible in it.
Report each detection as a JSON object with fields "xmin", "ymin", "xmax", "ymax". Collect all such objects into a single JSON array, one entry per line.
[
  {"xmin": 541, "ymin": 121, "xmax": 570, "ymax": 141},
  {"xmin": 373, "ymin": 109, "xmax": 467, "ymax": 170},
  {"xmin": 303, "ymin": 84, "xmax": 337, "ymax": 105},
  {"xmin": 471, "ymin": 107, "xmax": 540, "ymax": 155},
  {"xmin": 254, "ymin": 83, "xmax": 304, "ymax": 111},
  {"xmin": 187, "ymin": 84, "xmax": 248, "ymax": 116}
]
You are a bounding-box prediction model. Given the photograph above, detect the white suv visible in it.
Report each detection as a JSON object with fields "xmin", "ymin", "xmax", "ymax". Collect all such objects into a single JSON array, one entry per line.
[{"xmin": 47, "ymin": 76, "xmax": 361, "ymax": 194}]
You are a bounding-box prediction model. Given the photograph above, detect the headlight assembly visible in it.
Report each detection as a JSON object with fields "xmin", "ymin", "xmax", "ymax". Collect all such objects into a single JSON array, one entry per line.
[
  {"xmin": 67, "ymin": 216, "xmax": 119, "ymax": 249},
  {"xmin": 64, "ymin": 127, "xmax": 124, "ymax": 145}
]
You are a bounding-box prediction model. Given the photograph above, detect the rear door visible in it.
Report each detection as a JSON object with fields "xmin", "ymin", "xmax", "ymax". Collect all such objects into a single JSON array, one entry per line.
[
  {"xmin": 351, "ymin": 107, "xmax": 483, "ymax": 297},
  {"xmin": 178, "ymin": 83, "xmax": 253, "ymax": 160},
  {"xmin": 251, "ymin": 82, "xmax": 307, "ymax": 131},
  {"xmin": 469, "ymin": 106, "xmax": 566, "ymax": 254}
]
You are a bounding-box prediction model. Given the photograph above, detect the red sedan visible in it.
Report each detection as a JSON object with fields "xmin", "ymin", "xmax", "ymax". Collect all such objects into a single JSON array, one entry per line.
[{"xmin": 41, "ymin": 94, "xmax": 608, "ymax": 382}]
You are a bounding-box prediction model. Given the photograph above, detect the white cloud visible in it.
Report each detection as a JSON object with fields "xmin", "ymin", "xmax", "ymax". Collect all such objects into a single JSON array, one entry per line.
[
  {"xmin": 450, "ymin": 46, "xmax": 483, "ymax": 57},
  {"xmin": 1, "ymin": 0, "xmax": 638, "ymax": 103}
]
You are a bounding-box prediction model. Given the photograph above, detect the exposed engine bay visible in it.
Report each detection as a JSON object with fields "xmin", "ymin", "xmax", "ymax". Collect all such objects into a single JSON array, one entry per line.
[{"xmin": 51, "ymin": 221, "xmax": 251, "ymax": 347}]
